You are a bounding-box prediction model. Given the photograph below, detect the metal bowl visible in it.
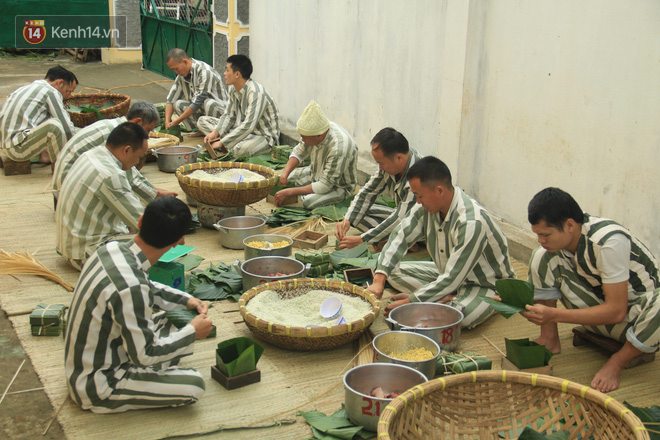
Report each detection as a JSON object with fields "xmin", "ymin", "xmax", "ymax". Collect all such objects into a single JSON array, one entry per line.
[
  {"xmin": 343, "ymin": 363, "xmax": 427, "ymax": 432},
  {"xmin": 235, "ymin": 256, "xmax": 310, "ymax": 291},
  {"xmin": 213, "ymin": 216, "xmax": 267, "ymax": 249},
  {"xmin": 373, "ymin": 331, "xmax": 441, "ymax": 380},
  {"xmin": 153, "ymin": 146, "xmax": 200, "ymax": 172},
  {"xmin": 386, "ymin": 303, "xmax": 463, "ymax": 351},
  {"xmin": 243, "ymin": 234, "xmax": 293, "ymax": 260}
]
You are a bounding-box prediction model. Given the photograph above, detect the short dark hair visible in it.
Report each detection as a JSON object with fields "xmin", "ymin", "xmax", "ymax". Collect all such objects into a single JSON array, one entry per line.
[
  {"xmin": 45, "ymin": 65, "xmax": 77, "ymax": 85},
  {"xmin": 139, "ymin": 197, "xmax": 192, "ymax": 249},
  {"xmin": 371, "ymin": 127, "xmax": 409, "ymax": 157},
  {"xmin": 166, "ymin": 48, "xmax": 189, "ymax": 63},
  {"xmin": 106, "ymin": 122, "xmax": 148, "ymax": 152},
  {"xmin": 408, "ymin": 156, "xmax": 453, "ymax": 188},
  {"xmin": 126, "ymin": 101, "xmax": 160, "ymax": 125},
  {"xmin": 528, "ymin": 187, "xmax": 584, "ymax": 230},
  {"xmin": 226, "ymin": 54, "xmax": 252, "ymax": 79}
]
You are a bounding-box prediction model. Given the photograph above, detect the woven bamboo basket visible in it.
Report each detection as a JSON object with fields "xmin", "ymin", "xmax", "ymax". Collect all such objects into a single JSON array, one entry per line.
[
  {"xmin": 377, "ymin": 370, "xmax": 650, "ymax": 440},
  {"xmin": 176, "ymin": 161, "xmax": 277, "ymax": 206},
  {"xmin": 238, "ymin": 278, "xmax": 380, "ymax": 351},
  {"xmin": 64, "ymin": 94, "xmax": 131, "ymax": 128}
]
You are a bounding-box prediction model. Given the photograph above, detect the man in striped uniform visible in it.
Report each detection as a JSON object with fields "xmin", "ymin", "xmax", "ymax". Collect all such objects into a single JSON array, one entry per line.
[
  {"xmin": 524, "ymin": 187, "xmax": 660, "ymax": 392},
  {"xmin": 335, "ymin": 127, "xmax": 421, "ymax": 251},
  {"xmin": 165, "ymin": 48, "xmax": 227, "ymax": 136},
  {"xmin": 56, "ymin": 123, "xmax": 151, "ymax": 270},
  {"xmin": 0, "ymin": 65, "xmax": 77, "ymax": 164},
  {"xmin": 202, "ymin": 54, "xmax": 280, "ymax": 157},
  {"xmin": 274, "ymin": 101, "xmax": 357, "ymax": 209},
  {"xmin": 52, "ymin": 101, "xmax": 176, "ymax": 204},
  {"xmin": 65, "ymin": 196, "xmax": 212, "ymax": 413},
  {"xmin": 367, "ymin": 156, "xmax": 515, "ymax": 329}
]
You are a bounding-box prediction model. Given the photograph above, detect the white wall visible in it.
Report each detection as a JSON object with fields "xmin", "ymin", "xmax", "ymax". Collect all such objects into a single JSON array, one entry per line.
[{"xmin": 249, "ymin": 0, "xmax": 660, "ymax": 255}]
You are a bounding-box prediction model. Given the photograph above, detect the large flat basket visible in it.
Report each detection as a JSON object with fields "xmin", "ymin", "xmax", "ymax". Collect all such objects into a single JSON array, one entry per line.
[
  {"xmin": 377, "ymin": 370, "xmax": 650, "ymax": 439},
  {"xmin": 238, "ymin": 278, "xmax": 380, "ymax": 351},
  {"xmin": 64, "ymin": 93, "xmax": 131, "ymax": 128}
]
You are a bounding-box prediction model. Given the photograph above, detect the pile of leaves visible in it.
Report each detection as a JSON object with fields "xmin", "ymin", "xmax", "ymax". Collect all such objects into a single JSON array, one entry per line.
[
  {"xmin": 186, "ymin": 262, "xmax": 243, "ymax": 301},
  {"xmin": 67, "ymin": 100, "xmax": 116, "ymax": 114},
  {"xmin": 329, "ymin": 242, "xmax": 378, "ymax": 271},
  {"xmin": 299, "ymin": 407, "xmax": 372, "ymax": 439},
  {"xmin": 267, "ymin": 207, "xmax": 316, "ymax": 227},
  {"xmin": 624, "ymin": 402, "xmax": 660, "ymax": 439}
]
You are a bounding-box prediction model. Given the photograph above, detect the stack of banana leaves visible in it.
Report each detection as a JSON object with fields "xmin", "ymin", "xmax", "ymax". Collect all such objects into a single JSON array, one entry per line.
[{"xmin": 186, "ymin": 262, "xmax": 243, "ymax": 301}]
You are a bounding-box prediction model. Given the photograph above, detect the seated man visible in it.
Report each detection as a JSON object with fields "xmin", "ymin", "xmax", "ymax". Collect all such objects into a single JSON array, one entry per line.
[
  {"xmin": 367, "ymin": 156, "xmax": 515, "ymax": 328},
  {"xmin": 165, "ymin": 48, "xmax": 228, "ymax": 137},
  {"xmin": 523, "ymin": 187, "xmax": 660, "ymax": 392},
  {"xmin": 275, "ymin": 101, "xmax": 358, "ymax": 209},
  {"xmin": 0, "ymin": 65, "xmax": 77, "ymax": 164},
  {"xmin": 52, "ymin": 101, "xmax": 176, "ymax": 203},
  {"xmin": 56, "ymin": 122, "xmax": 152, "ymax": 270},
  {"xmin": 335, "ymin": 127, "xmax": 421, "ymax": 250},
  {"xmin": 202, "ymin": 54, "xmax": 280, "ymax": 157},
  {"xmin": 65, "ymin": 196, "xmax": 212, "ymax": 414}
]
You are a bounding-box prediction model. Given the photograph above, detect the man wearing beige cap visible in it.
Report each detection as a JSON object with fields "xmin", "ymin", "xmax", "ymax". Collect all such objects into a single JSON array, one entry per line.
[{"xmin": 275, "ymin": 101, "xmax": 358, "ymax": 209}]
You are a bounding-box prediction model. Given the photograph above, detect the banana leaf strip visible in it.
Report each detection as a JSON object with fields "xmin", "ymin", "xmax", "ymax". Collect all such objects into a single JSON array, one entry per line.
[
  {"xmin": 165, "ymin": 308, "xmax": 216, "ymax": 338},
  {"xmin": 623, "ymin": 402, "xmax": 660, "ymax": 440}
]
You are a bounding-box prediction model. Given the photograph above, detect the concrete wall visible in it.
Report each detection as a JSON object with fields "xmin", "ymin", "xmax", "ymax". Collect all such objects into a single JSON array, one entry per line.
[{"xmin": 248, "ymin": 0, "xmax": 660, "ymax": 255}]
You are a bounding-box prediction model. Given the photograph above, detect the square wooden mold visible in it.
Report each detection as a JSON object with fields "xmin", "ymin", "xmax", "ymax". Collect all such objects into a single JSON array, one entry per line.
[
  {"xmin": 292, "ymin": 230, "xmax": 328, "ymax": 249},
  {"xmin": 266, "ymin": 193, "xmax": 298, "ymax": 206},
  {"xmin": 211, "ymin": 365, "xmax": 261, "ymax": 390},
  {"xmin": 343, "ymin": 267, "xmax": 375, "ymax": 285},
  {"xmin": 500, "ymin": 357, "xmax": 553, "ymax": 375}
]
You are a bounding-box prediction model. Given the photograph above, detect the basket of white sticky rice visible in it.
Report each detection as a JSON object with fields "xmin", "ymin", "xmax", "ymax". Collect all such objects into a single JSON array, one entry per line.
[
  {"xmin": 175, "ymin": 161, "xmax": 278, "ymax": 206},
  {"xmin": 239, "ymin": 278, "xmax": 381, "ymax": 351}
]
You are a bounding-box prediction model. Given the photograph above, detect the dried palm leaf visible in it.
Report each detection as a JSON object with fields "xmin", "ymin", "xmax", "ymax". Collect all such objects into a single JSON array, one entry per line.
[
  {"xmin": 267, "ymin": 216, "xmax": 327, "ymax": 237},
  {"xmin": 0, "ymin": 250, "xmax": 74, "ymax": 292}
]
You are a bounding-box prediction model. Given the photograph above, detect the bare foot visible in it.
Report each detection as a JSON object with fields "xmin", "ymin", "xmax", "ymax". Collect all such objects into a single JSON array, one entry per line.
[
  {"xmin": 38, "ymin": 150, "xmax": 51, "ymax": 164},
  {"xmin": 188, "ymin": 131, "xmax": 205, "ymax": 138},
  {"xmin": 534, "ymin": 336, "xmax": 561, "ymax": 354},
  {"xmin": 591, "ymin": 357, "xmax": 625, "ymax": 392}
]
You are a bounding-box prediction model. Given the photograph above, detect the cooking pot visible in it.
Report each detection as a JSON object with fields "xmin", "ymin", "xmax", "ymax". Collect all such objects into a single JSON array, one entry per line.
[
  {"xmin": 234, "ymin": 256, "xmax": 310, "ymax": 291},
  {"xmin": 385, "ymin": 303, "xmax": 463, "ymax": 351},
  {"xmin": 213, "ymin": 216, "xmax": 267, "ymax": 249},
  {"xmin": 153, "ymin": 146, "xmax": 200, "ymax": 172},
  {"xmin": 243, "ymin": 234, "xmax": 293, "ymax": 261},
  {"xmin": 373, "ymin": 331, "xmax": 441, "ymax": 380}
]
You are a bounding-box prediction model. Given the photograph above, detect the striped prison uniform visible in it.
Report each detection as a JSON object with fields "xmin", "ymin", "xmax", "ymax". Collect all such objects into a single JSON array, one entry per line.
[
  {"xmin": 344, "ymin": 148, "xmax": 422, "ymax": 244},
  {"xmin": 56, "ymin": 145, "xmax": 148, "ymax": 263},
  {"xmin": 376, "ymin": 187, "xmax": 516, "ymax": 328},
  {"xmin": 201, "ymin": 78, "xmax": 280, "ymax": 157},
  {"xmin": 65, "ymin": 240, "xmax": 204, "ymax": 414},
  {"xmin": 52, "ymin": 116, "xmax": 156, "ymax": 203},
  {"xmin": 288, "ymin": 122, "xmax": 358, "ymax": 209},
  {"xmin": 166, "ymin": 58, "xmax": 228, "ymax": 132},
  {"xmin": 0, "ymin": 79, "xmax": 75, "ymax": 161},
  {"xmin": 529, "ymin": 214, "xmax": 660, "ymax": 353}
]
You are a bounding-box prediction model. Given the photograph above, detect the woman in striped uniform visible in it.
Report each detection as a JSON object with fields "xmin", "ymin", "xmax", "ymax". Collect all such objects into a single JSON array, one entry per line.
[{"xmin": 524, "ymin": 187, "xmax": 659, "ymax": 392}]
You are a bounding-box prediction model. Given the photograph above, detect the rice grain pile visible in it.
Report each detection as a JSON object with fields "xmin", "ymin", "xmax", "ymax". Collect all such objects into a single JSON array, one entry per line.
[
  {"xmin": 188, "ymin": 168, "xmax": 266, "ymax": 183},
  {"xmin": 245, "ymin": 289, "xmax": 372, "ymax": 327},
  {"xmin": 246, "ymin": 240, "xmax": 290, "ymax": 249},
  {"xmin": 387, "ymin": 347, "xmax": 434, "ymax": 361}
]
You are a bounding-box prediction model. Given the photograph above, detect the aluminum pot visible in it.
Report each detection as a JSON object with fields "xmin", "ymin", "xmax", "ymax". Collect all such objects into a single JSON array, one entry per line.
[
  {"xmin": 153, "ymin": 146, "xmax": 200, "ymax": 172},
  {"xmin": 385, "ymin": 303, "xmax": 463, "ymax": 351},
  {"xmin": 343, "ymin": 363, "xmax": 427, "ymax": 432},
  {"xmin": 213, "ymin": 216, "xmax": 267, "ymax": 249},
  {"xmin": 373, "ymin": 331, "xmax": 441, "ymax": 380},
  {"xmin": 243, "ymin": 234, "xmax": 293, "ymax": 261},
  {"xmin": 234, "ymin": 256, "xmax": 310, "ymax": 291}
]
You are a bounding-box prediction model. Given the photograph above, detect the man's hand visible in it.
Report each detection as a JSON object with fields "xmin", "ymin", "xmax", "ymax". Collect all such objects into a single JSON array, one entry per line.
[
  {"xmin": 273, "ymin": 188, "xmax": 292, "ymax": 207},
  {"xmin": 366, "ymin": 273, "xmax": 387, "ymax": 298},
  {"xmin": 278, "ymin": 172, "xmax": 290, "ymax": 186},
  {"xmin": 187, "ymin": 297, "xmax": 209, "ymax": 315},
  {"xmin": 338, "ymin": 235, "xmax": 363, "ymax": 250},
  {"xmin": 520, "ymin": 303, "xmax": 556, "ymax": 325},
  {"xmin": 384, "ymin": 293, "xmax": 412, "ymax": 316},
  {"xmin": 204, "ymin": 129, "xmax": 220, "ymax": 144},
  {"xmin": 190, "ymin": 314, "xmax": 213, "ymax": 339},
  {"xmin": 155, "ymin": 187, "xmax": 178, "ymax": 198},
  {"xmin": 334, "ymin": 219, "xmax": 350, "ymax": 240}
]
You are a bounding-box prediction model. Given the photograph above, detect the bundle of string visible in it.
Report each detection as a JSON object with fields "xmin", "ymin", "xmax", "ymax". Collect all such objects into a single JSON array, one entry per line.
[
  {"xmin": 267, "ymin": 216, "xmax": 327, "ymax": 237},
  {"xmin": 0, "ymin": 250, "xmax": 74, "ymax": 292}
]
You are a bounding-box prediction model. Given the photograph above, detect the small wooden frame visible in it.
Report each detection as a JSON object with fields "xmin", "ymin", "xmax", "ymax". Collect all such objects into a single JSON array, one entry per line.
[
  {"xmin": 572, "ymin": 326, "xmax": 655, "ymax": 368},
  {"xmin": 343, "ymin": 267, "xmax": 374, "ymax": 285},
  {"xmin": 500, "ymin": 357, "xmax": 553, "ymax": 375},
  {"xmin": 211, "ymin": 365, "xmax": 261, "ymax": 390},
  {"xmin": 293, "ymin": 230, "xmax": 328, "ymax": 249},
  {"xmin": 267, "ymin": 193, "xmax": 298, "ymax": 206}
]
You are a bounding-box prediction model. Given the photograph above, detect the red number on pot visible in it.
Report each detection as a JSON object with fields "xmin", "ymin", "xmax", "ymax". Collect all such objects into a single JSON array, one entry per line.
[
  {"xmin": 361, "ymin": 397, "xmax": 382, "ymax": 416},
  {"xmin": 442, "ymin": 327, "xmax": 454, "ymax": 344}
]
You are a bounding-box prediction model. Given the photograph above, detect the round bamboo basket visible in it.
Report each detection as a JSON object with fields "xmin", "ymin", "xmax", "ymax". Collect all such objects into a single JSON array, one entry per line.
[
  {"xmin": 64, "ymin": 93, "xmax": 131, "ymax": 128},
  {"xmin": 176, "ymin": 161, "xmax": 277, "ymax": 206},
  {"xmin": 377, "ymin": 370, "xmax": 650, "ymax": 440},
  {"xmin": 238, "ymin": 278, "xmax": 380, "ymax": 351}
]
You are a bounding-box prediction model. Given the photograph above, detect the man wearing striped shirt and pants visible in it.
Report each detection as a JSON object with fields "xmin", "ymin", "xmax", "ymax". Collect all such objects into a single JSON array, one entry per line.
[
  {"xmin": 335, "ymin": 127, "xmax": 421, "ymax": 251},
  {"xmin": 52, "ymin": 101, "xmax": 176, "ymax": 205},
  {"xmin": 164, "ymin": 48, "xmax": 227, "ymax": 135},
  {"xmin": 0, "ymin": 65, "xmax": 77, "ymax": 165},
  {"xmin": 523, "ymin": 187, "xmax": 660, "ymax": 392},
  {"xmin": 56, "ymin": 123, "xmax": 153, "ymax": 270},
  {"xmin": 275, "ymin": 101, "xmax": 358, "ymax": 209},
  {"xmin": 65, "ymin": 196, "xmax": 212, "ymax": 413},
  {"xmin": 367, "ymin": 156, "xmax": 515, "ymax": 329},
  {"xmin": 203, "ymin": 54, "xmax": 279, "ymax": 157}
]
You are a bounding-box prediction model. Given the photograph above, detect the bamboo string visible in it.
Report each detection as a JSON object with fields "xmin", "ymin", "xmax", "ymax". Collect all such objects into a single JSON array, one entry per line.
[
  {"xmin": 5, "ymin": 386, "xmax": 44, "ymax": 395},
  {"xmin": 42, "ymin": 395, "xmax": 70, "ymax": 436},
  {"xmin": 0, "ymin": 359, "xmax": 25, "ymax": 407},
  {"xmin": 0, "ymin": 250, "xmax": 74, "ymax": 291},
  {"xmin": 482, "ymin": 335, "xmax": 506, "ymax": 357}
]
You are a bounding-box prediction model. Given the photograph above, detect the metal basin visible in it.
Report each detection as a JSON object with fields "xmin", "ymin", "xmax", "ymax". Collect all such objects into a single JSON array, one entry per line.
[
  {"xmin": 386, "ymin": 303, "xmax": 463, "ymax": 351},
  {"xmin": 373, "ymin": 331, "xmax": 441, "ymax": 380},
  {"xmin": 343, "ymin": 363, "xmax": 427, "ymax": 432},
  {"xmin": 234, "ymin": 256, "xmax": 310, "ymax": 291},
  {"xmin": 154, "ymin": 146, "xmax": 200, "ymax": 172},
  {"xmin": 213, "ymin": 216, "xmax": 266, "ymax": 249},
  {"xmin": 243, "ymin": 234, "xmax": 293, "ymax": 260}
]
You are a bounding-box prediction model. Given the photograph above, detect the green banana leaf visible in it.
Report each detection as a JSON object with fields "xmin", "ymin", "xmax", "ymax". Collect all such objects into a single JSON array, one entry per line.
[
  {"xmin": 216, "ymin": 337, "xmax": 264, "ymax": 377},
  {"xmin": 481, "ymin": 279, "xmax": 535, "ymax": 318},
  {"xmin": 375, "ymin": 195, "xmax": 396, "ymax": 208},
  {"xmin": 329, "ymin": 243, "xmax": 370, "ymax": 269},
  {"xmin": 267, "ymin": 206, "xmax": 317, "ymax": 227},
  {"xmin": 300, "ymin": 407, "xmax": 372, "ymax": 439},
  {"xmin": 176, "ymin": 254, "xmax": 205, "ymax": 272},
  {"xmin": 186, "ymin": 262, "xmax": 243, "ymax": 300},
  {"xmin": 311, "ymin": 197, "xmax": 354, "ymax": 222},
  {"xmin": 624, "ymin": 402, "xmax": 660, "ymax": 440},
  {"xmin": 518, "ymin": 427, "xmax": 569, "ymax": 439},
  {"xmin": 164, "ymin": 308, "xmax": 216, "ymax": 338},
  {"xmin": 505, "ymin": 338, "xmax": 553, "ymax": 369}
]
